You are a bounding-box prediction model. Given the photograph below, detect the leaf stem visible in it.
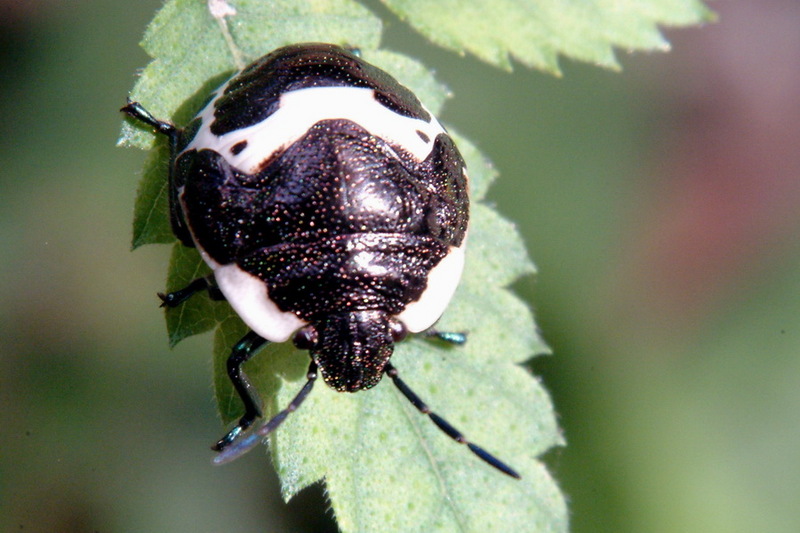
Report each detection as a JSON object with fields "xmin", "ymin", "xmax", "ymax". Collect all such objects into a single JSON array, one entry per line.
[{"xmin": 208, "ymin": 0, "xmax": 245, "ymax": 70}]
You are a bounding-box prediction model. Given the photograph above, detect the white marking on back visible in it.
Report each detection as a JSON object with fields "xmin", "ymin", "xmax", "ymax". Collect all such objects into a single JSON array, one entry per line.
[
  {"xmin": 185, "ymin": 86, "xmax": 445, "ymax": 174},
  {"xmin": 396, "ymin": 243, "xmax": 466, "ymax": 333},
  {"xmin": 213, "ymin": 263, "xmax": 307, "ymax": 342}
]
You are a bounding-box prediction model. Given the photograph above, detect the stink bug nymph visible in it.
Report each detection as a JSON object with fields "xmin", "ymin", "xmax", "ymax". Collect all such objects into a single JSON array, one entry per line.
[{"xmin": 122, "ymin": 43, "xmax": 519, "ymax": 479}]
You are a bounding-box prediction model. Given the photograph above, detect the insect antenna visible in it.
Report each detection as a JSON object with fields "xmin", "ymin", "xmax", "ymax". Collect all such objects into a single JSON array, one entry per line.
[
  {"xmin": 213, "ymin": 361, "xmax": 318, "ymax": 465},
  {"xmin": 384, "ymin": 363, "xmax": 521, "ymax": 479}
]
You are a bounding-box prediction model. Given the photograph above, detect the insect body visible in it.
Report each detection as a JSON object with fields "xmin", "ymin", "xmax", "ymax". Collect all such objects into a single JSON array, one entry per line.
[{"xmin": 122, "ymin": 43, "xmax": 518, "ymax": 478}]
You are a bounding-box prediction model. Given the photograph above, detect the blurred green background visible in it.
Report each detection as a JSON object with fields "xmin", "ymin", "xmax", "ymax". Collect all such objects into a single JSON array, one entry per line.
[{"xmin": 2, "ymin": 1, "xmax": 799, "ymax": 531}]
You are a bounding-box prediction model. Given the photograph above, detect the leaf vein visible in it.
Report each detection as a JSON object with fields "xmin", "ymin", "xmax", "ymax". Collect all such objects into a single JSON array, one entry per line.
[{"xmin": 390, "ymin": 382, "xmax": 469, "ymax": 532}]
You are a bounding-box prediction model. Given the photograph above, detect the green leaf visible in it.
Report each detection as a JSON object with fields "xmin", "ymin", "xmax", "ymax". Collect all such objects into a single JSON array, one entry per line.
[
  {"xmin": 121, "ymin": 1, "xmax": 566, "ymax": 531},
  {"xmin": 380, "ymin": 0, "xmax": 715, "ymax": 73},
  {"xmin": 131, "ymin": 141, "xmax": 173, "ymax": 247}
]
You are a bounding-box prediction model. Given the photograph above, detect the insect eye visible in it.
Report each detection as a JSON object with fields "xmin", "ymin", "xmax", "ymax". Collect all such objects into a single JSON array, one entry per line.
[
  {"xmin": 389, "ymin": 320, "xmax": 407, "ymax": 343},
  {"xmin": 293, "ymin": 326, "xmax": 319, "ymax": 350}
]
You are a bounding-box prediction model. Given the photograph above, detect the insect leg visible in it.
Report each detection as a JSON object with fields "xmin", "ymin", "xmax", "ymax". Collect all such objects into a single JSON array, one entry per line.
[
  {"xmin": 423, "ymin": 329, "xmax": 467, "ymax": 345},
  {"xmin": 120, "ymin": 100, "xmax": 178, "ymax": 141},
  {"xmin": 212, "ymin": 331, "xmax": 269, "ymax": 451},
  {"xmin": 158, "ymin": 275, "xmax": 225, "ymax": 308},
  {"xmin": 120, "ymin": 100, "xmax": 194, "ymax": 246},
  {"xmin": 213, "ymin": 361, "xmax": 318, "ymax": 464},
  {"xmin": 384, "ymin": 363, "xmax": 521, "ymax": 479}
]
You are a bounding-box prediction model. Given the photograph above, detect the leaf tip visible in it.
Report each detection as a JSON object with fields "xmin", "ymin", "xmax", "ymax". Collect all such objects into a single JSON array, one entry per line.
[
  {"xmin": 699, "ymin": 5, "xmax": 719, "ymax": 24},
  {"xmin": 167, "ymin": 333, "xmax": 182, "ymax": 349}
]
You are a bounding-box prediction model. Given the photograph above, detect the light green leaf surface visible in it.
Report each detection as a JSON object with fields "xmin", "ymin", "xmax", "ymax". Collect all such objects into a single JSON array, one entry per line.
[
  {"xmin": 121, "ymin": 1, "xmax": 566, "ymax": 531},
  {"xmin": 380, "ymin": 0, "xmax": 714, "ymax": 72},
  {"xmin": 131, "ymin": 142, "xmax": 173, "ymax": 247}
]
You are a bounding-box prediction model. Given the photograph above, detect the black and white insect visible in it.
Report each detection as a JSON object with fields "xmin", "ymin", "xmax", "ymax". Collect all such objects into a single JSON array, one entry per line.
[{"xmin": 122, "ymin": 43, "xmax": 519, "ymax": 478}]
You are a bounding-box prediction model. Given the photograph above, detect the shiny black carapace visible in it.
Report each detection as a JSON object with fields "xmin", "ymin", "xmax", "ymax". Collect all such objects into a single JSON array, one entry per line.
[{"xmin": 122, "ymin": 43, "xmax": 519, "ymax": 478}]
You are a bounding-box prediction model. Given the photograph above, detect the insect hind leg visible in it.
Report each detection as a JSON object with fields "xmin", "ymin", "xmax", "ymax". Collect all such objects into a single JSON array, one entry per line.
[{"xmin": 212, "ymin": 331, "xmax": 269, "ymax": 452}]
